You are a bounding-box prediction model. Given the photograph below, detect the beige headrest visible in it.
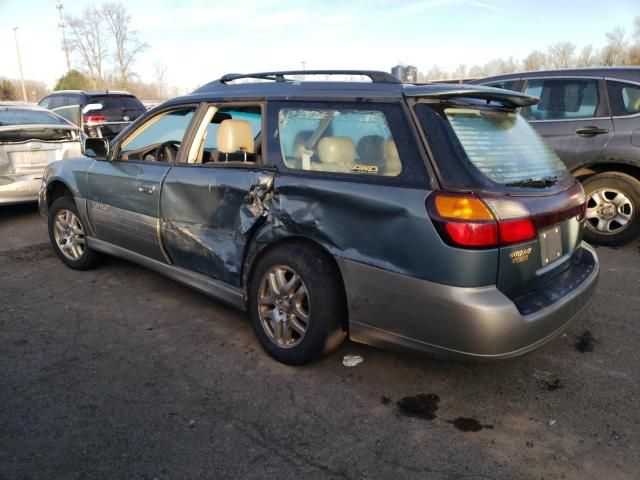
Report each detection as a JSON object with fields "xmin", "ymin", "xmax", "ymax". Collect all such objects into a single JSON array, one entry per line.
[
  {"xmin": 317, "ymin": 136, "xmax": 356, "ymax": 167},
  {"xmin": 383, "ymin": 140, "xmax": 402, "ymax": 176},
  {"xmin": 217, "ymin": 119, "xmax": 254, "ymax": 154}
]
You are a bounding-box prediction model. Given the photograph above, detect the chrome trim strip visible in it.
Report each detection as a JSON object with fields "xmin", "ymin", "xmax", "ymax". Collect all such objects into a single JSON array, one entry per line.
[{"xmin": 88, "ymin": 236, "xmax": 245, "ymax": 310}]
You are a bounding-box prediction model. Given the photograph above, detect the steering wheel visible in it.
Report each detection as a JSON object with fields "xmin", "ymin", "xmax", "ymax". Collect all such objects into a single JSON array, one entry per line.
[{"xmin": 154, "ymin": 140, "xmax": 181, "ymax": 162}]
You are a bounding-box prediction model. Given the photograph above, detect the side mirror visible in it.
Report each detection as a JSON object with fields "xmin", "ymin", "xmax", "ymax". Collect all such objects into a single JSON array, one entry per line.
[{"xmin": 83, "ymin": 137, "xmax": 110, "ymax": 160}]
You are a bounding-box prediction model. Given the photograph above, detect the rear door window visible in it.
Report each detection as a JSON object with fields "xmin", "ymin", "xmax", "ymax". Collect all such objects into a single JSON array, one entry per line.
[
  {"xmin": 277, "ymin": 108, "xmax": 402, "ymax": 176},
  {"xmin": 521, "ymin": 79, "xmax": 600, "ymax": 120},
  {"xmin": 606, "ymin": 80, "xmax": 640, "ymax": 116}
]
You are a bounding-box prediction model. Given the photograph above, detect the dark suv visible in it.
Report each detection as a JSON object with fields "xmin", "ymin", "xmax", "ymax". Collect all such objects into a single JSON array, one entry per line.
[
  {"xmin": 38, "ymin": 71, "xmax": 599, "ymax": 365},
  {"xmin": 471, "ymin": 67, "xmax": 640, "ymax": 246},
  {"xmin": 38, "ymin": 90, "xmax": 146, "ymax": 140}
]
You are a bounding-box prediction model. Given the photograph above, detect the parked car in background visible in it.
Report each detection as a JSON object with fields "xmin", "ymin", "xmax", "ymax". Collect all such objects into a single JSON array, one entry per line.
[
  {"xmin": 39, "ymin": 70, "xmax": 598, "ymax": 365},
  {"xmin": 471, "ymin": 67, "xmax": 640, "ymax": 246},
  {"xmin": 38, "ymin": 90, "xmax": 146, "ymax": 141},
  {"xmin": 0, "ymin": 102, "xmax": 81, "ymax": 205}
]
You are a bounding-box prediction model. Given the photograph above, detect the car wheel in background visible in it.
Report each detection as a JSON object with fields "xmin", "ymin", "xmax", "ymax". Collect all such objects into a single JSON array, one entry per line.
[
  {"xmin": 48, "ymin": 196, "xmax": 105, "ymax": 270},
  {"xmin": 248, "ymin": 243, "xmax": 346, "ymax": 365},
  {"xmin": 582, "ymin": 172, "xmax": 640, "ymax": 246}
]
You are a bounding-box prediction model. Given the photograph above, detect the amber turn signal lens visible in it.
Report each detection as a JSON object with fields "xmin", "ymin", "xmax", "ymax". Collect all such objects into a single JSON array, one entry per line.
[{"xmin": 434, "ymin": 195, "xmax": 494, "ymax": 221}]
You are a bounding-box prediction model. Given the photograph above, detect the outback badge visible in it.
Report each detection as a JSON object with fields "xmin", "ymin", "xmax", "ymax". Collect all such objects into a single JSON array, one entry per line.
[{"xmin": 510, "ymin": 247, "xmax": 533, "ymax": 264}]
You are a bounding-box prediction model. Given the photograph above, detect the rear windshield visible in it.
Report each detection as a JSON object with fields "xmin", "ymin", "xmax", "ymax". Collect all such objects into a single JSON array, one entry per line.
[
  {"xmin": 0, "ymin": 108, "xmax": 69, "ymax": 126},
  {"xmin": 414, "ymin": 102, "xmax": 570, "ymax": 189},
  {"xmin": 443, "ymin": 108, "xmax": 567, "ymax": 184},
  {"xmin": 89, "ymin": 95, "xmax": 145, "ymax": 112}
]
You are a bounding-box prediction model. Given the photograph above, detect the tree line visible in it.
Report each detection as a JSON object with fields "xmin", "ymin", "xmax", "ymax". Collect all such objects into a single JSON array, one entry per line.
[{"xmin": 418, "ymin": 16, "xmax": 640, "ymax": 81}]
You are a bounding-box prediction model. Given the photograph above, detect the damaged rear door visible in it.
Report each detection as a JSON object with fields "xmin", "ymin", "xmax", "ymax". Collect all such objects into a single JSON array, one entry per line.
[{"xmin": 159, "ymin": 103, "xmax": 274, "ymax": 286}]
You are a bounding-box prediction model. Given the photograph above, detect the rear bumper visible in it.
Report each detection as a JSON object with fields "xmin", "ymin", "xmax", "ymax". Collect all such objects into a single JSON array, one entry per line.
[
  {"xmin": 337, "ymin": 242, "xmax": 599, "ymax": 360},
  {"xmin": 0, "ymin": 175, "xmax": 42, "ymax": 205}
]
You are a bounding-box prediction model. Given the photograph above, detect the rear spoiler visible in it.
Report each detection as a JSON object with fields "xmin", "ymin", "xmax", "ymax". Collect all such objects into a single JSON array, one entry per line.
[{"xmin": 403, "ymin": 84, "xmax": 538, "ymax": 108}]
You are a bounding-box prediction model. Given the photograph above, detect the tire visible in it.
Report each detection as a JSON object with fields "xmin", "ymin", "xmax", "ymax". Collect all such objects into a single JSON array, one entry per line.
[
  {"xmin": 582, "ymin": 172, "xmax": 640, "ymax": 247},
  {"xmin": 48, "ymin": 196, "xmax": 105, "ymax": 270},
  {"xmin": 248, "ymin": 243, "xmax": 347, "ymax": 365}
]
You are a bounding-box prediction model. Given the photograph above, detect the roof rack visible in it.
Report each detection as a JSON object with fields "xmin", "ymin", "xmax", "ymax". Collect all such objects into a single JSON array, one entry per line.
[{"xmin": 218, "ymin": 70, "xmax": 402, "ymax": 85}]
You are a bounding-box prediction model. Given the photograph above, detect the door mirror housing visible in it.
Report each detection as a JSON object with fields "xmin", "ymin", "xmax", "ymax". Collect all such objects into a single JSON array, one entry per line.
[{"xmin": 83, "ymin": 137, "xmax": 110, "ymax": 160}]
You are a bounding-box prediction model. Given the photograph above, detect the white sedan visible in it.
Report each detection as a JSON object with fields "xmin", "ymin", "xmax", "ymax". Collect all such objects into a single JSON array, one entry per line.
[{"xmin": 0, "ymin": 102, "xmax": 81, "ymax": 205}]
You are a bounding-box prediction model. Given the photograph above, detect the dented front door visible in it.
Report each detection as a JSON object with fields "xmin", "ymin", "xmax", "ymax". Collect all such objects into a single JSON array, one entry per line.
[{"xmin": 159, "ymin": 166, "xmax": 275, "ymax": 285}]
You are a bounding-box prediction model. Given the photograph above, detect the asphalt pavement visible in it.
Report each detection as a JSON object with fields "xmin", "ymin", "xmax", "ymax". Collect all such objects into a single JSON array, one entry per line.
[{"xmin": 1, "ymin": 205, "xmax": 638, "ymax": 480}]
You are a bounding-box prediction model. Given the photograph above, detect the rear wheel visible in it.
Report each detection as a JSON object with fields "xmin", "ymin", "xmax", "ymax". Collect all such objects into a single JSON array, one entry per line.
[
  {"xmin": 582, "ymin": 172, "xmax": 640, "ymax": 246},
  {"xmin": 248, "ymin": 244, "xmax": 346, "ymax": 365},
  {"xmin": 48, "ymin": 196, "xmax": 104, "ymax": 270}
]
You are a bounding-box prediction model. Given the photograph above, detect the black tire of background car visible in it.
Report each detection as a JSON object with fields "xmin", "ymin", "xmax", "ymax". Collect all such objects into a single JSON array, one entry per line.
[
  {"xmin": 582, "ymin": 172, "xmax": 640, "ymax": 247},
  {"xmin": 248, "ymin": 243, "xmax": 347, "ymax": 365},
  {"xmin": 47, "ymin": 196, "xmax": 105, "ymax": 270}
]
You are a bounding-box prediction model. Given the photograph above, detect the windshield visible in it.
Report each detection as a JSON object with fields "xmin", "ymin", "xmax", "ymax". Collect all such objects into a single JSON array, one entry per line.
[
  {"xmin": 0, "ymin": 108, "xmax": 69, "ymax": 126},
  {"xmin": 443, "ymin": 107, "xmax": 568, "ymax": 185}
]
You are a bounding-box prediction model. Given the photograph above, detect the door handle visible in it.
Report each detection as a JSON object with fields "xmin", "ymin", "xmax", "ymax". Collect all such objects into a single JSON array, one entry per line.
[
  {"xmin": 137, "ymin": 184, "xmax": 155, "ymax": 195},
  {"xmin": 575, "ymin": 126, "xmax": 609, "ymax": 137}
]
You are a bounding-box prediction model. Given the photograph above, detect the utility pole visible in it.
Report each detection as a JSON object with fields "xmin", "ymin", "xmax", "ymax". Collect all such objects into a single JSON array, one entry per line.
[
  {"xmin": 56, "ymin": 2, "xmax": 71, "ymax": 72},
  {"xmin": 13, "ymin": 27, "xmax": 28, "ymax": 102}
]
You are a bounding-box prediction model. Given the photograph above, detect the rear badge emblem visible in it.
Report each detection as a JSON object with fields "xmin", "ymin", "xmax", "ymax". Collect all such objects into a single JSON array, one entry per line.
[
  {"xmin": 30, "ymin": 143, "xmax": 42, "ymax": 150},
  {"xmin": 510, "ymin": 247, "xmax": 532, "ymax": 264},
  {"xmin": 123, "ymin": 115, "xmax": 130, "ymax": 121}
]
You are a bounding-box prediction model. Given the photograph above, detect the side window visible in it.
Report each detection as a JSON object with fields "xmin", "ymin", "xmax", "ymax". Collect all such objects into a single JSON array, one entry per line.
[
  {"xmin": 486, "ymin": 80, "xmax": 519, "ymax": 91},
  {"xmin": 39, "ymin": 96, "xmax": 51, "ymax": 109},
  {"xmin": 521, "ymin": 79, "xmax": 600, "ymax": 120},
  {"xmin": 46, "ymin": 95, "xmax": 64, "ymax": 109},
  {"xmin": 277, "ymin": 108, "xmax": 402, "ymax": 176},
  {"xmin": 119, "ymin": 107, "xmax": 196, "ymax": 161},
  {"xmin": 607, "ymin": 80, "xmax": 640, "ymax": 116}
]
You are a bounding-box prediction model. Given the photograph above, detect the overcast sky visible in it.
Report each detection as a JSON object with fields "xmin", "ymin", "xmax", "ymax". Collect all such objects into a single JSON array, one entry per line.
[{"xmin": 0, "ymin": 0, "xmax": 638, "ymax": 93}]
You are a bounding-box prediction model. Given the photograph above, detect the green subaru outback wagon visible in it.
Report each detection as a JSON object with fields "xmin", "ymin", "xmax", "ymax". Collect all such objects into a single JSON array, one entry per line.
[{"xmin": 39, "ymin": 70, "xmax": 599, "ymax": 365}]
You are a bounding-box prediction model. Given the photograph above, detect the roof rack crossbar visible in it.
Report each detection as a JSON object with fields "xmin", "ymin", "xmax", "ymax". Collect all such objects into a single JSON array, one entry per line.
[{"xmin": 219, "ymin": 70, "xmax": 401, "ymax": 84}]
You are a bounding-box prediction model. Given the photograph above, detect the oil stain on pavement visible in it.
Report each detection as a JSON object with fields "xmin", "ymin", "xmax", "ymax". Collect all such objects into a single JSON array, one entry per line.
[
  {"xmin": 447, "ymin": 417, "xmax": 495, "ymax": 432},
  {"xmin": 575, "ymin": 330, "xmax": 595, "ymax": 353},
  {"xmin": 396, "ymin": 393, "xmax": 440, "ymax": 420}
]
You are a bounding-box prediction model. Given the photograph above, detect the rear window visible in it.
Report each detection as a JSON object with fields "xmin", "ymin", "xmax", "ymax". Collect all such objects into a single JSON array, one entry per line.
[
  {"xmin": 0, "ymin": 108, "xmax": 69, "ymax": 126},
  {"xmin": 89, "ymin": 95, "xmax": 145, "ymax": 112},
  {"xmin": 443, "ymin": 107, "xmax": 567, "ymax": 185}
]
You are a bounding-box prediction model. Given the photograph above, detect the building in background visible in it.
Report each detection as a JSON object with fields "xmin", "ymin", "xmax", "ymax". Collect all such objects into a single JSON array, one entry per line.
[{"xmin": 391, "ymin": 64, "xmax": 418, "ymax": 83}]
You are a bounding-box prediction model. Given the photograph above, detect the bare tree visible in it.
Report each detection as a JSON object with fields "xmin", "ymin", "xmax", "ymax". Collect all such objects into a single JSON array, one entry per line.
[
  {"xmin": 601, "ymin": 27, "xmax": 628, "ymax": 65},
  {"xmin": 547, "ymin": 41, "xmax": 576, "ymax": 68},
  {"xmin": 576, "ymin": 45, "xmax": 596, "ymax": 67},
  {"xmin": 102, "ymin": 3, "xmax": 148, "ymax": 89},
  {"xmin": 154, "ymin": 61, "xmax": 168, "ymax": 99},
  {"xmin": 523, "ymin": 50, "xmax": 547, "ymax": 71},
  {"xmin": 67, "ymin": 6, "xmax": 109, "ymax": 88}
]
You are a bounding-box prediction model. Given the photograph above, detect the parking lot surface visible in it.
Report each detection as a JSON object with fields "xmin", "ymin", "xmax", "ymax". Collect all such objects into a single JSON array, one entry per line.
[{"xmin": 1, "ymin": 205, "xmax": 639, "ymax": 480}]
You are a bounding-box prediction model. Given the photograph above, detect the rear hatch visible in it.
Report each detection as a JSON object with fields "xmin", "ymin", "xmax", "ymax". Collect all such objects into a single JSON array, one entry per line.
[
  {"xmin": 84, "ymin": 94, "xmax": 146, "ymax": 137},
  {"xmin": 411, "ymin": 94, "xmax": 586, "ymax": 302}
]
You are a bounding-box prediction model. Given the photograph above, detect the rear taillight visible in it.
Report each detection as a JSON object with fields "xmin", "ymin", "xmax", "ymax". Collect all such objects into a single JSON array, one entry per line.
[
  {"xmin": 83, "ymin": 114, "xmax": 107, "ymax": 124},
  {"xmin": 427, "ymin": 192, "xmax": 536, "ymax": 248}
]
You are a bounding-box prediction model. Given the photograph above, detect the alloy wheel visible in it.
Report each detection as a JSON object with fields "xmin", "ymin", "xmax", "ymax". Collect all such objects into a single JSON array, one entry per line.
[
  {"xmin": 257, "ymin": 265, "xmax": 310, "ymax": 348},
  {"xmin": 53, "ymin": 209, "xmax": 86, "ymax": 261},
  {"xmin": 585, "ymin": 188, "xmax": 634, "ymax": 235}
]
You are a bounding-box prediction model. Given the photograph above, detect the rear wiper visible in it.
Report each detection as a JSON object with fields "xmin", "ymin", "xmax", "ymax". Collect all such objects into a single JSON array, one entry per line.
[{"xmin": 505, "ymin": 176, "xmax": 558, "ymax": 188}]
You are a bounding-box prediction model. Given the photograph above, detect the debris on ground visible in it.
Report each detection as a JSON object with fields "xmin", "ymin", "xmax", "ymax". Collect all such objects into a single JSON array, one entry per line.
[{"xmin": 342, "ymin": 354, "xmax": 364, "ymax": 367}]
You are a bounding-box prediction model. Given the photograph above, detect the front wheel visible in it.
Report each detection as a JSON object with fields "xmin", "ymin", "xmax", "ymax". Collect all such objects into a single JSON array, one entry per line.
[
  {"xmin": 248, "ymin": 244, "xmax": 346, "ymax": 365},
  {"xmin": 48, "ymin": 196, "xmax": 105, "ymax": 270},
  {"xmin": 582, "ymin": 172, "xmax": 640, "ymax": 246}
]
